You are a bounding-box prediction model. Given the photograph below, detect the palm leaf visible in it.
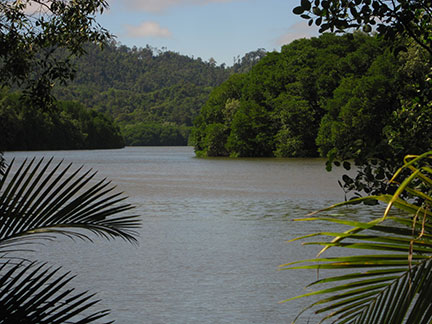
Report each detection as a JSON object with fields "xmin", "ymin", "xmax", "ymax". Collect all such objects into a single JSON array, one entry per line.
[
  {"xmin": 0, "ymin": 158, "xmax": 140, "ymax": 249},
  {"xmin": 284, "ymin": 151, "xmax": 432, "ymax": 323},
  {"xmin": 0, "ymin": 157, "xmax": 141, "ymax": 322},
  {"xmin": 0, "ymin": 261, "xmax": 112, "ymax": 324},
  {"xmin": 0, "ymin": 153, "xmax": 5, "ymax": 178}
]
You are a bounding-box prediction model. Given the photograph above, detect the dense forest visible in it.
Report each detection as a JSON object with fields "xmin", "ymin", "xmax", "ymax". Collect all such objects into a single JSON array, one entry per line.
[
  {"xmin": 54, "ymin": 42, "xmax": 266, "ymax": 146},
  {"xmin": 6, "ymin": 32, "xmax": 429, "ymax": 157},
  {"xmin": 0, "ymin": 89, "xmax": 124, "ymax": 150},
  {"xmin": 1, "ymin": 41, "xmax": 266, "ymax": 149},
  {"xmin": 192, "ymin": 32, "xmax": 431, "ymax": 160}
]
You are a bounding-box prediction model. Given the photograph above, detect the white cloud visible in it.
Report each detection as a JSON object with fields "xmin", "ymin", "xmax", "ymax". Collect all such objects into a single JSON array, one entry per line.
[
  {"xmin": 125, "ymin": 21, "xmax": 172, "ymax": 38},
  {"xmin": 276, "ymin": 21, "xmax": 319, "ymax": 46},
  {"xmin": 124, "ymin": 0, "xmax": 236, "ymax": 12}
]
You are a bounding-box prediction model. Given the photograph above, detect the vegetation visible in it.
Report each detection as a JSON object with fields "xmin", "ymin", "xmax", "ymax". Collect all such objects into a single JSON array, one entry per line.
[
  {"xmin": 284, "ymin": 1, "xmax": 432, "ymax": 323},
  {"xmin": 283, "ymin": 152, "xmax": 432, "ymax": 323},
  {"xmin": 1, "ymin": 0, "xmax": 141, "ymax": 322},
  {"xmin": 122, "ymin": 122, "xmax": 189, "ymax": 146},
  {"xmin": 293, "ymin": 0, "xmax": 432, "ymax": 55},
  {"xmin": 292, "ymin": 0, "xmax": 432, "ymax": 198},
  {"xmin": 53, "ymin": 43, "xmax": 266, "ymax": 146},
  {"xmin": 192, "ymin": 32, "xmax": 428, "ymax": 159},
  {"xmin": 0, "ymin": 158, "xmax": 139, "ymax": 322},
  {"xmin": 3, "ymin": 5, "xmax": 267, "ymax": 149},
  {"xmin": 0, "ymin": 89, "xmax": 124, "ymax": 151},
  {"xmin": 0, "ymin": 0, "xmax": 111, "ymax": 109}
]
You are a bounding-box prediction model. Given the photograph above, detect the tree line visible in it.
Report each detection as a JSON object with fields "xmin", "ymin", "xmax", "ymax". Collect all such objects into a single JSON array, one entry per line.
[
  {"xmin": 192, "ymin": 32, "xmax": 431, "ymax": 162},
  {"xmin": 53, "ymin": 42, "xmax": 266, "ymax": 146},
  {"xmin": 2, "ymin": 40, "xmax": 266, "ymax": 149},
  {"xmin": 0, "ymin": 89, "xmax": 124, "ymax": 150}
]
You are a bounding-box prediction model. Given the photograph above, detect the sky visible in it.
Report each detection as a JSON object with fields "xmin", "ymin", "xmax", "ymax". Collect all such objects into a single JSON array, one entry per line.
[{"xmin": 97, "ymin": 0, "xmax": 319, "ymax": 66}]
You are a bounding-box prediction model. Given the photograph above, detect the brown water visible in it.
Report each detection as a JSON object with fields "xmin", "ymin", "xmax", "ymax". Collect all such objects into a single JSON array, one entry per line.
[{"xmin": 4, "ymin": 147, "xmax": 383, "ymax": 323}]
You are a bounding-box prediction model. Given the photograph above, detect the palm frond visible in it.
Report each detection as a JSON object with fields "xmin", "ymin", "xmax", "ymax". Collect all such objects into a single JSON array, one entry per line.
[
  {"xmin": 0, "ymin": 158, "xmax": 140, "ymax": 248},
  {"xmin": 0, "ymin": 152, "xmax": 5, "ymax": 178},
  {"xmin": 284, "ymin": 151, "xmax": 432, "ymax": 323},
  {"xmin": 0, "ymin": 261, "xmax": 112, "ymax": 324}
]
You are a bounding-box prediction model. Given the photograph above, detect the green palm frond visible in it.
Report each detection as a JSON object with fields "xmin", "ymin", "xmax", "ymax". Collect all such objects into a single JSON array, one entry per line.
[
  {"xmin": 0, "ymin": 158, "xmax": 140, "ymax": 249},
  {"xmin": 0, "ymin": 261, "xmax": 112, "ymax": 324},
  {"xmin": 283, "ymin": 151, "xmax": 432, "ymax": 324}
]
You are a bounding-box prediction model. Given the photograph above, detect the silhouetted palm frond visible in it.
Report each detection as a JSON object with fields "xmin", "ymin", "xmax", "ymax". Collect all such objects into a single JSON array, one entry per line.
[
  {"xmin": 0, "ymin": 261, "xmax": 112, "ymax": 324},
  {"xmin": 0, "ymin": 152, "xmax": 5, "ymax": 178},
  {"xmin": 0, "ymin": 157, "xmax": 141, "ymax": 323},
  {"xmin": 0, "ymin": 158, "xmax": 140, "ymax": 249}
]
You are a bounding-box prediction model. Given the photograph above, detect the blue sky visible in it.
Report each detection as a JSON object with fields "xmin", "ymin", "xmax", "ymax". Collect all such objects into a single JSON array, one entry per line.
[{"xmin": 97, "ymin": 0, "xmax": 319, "ymax": 66}]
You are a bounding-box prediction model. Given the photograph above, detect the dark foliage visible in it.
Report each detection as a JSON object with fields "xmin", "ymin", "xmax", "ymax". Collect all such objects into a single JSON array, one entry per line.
[
  {"xmin": 53, "ymin": 42, "xmax": 265, "ymax": 146},
  {"xmin": 0, "ymin": 158, "xmax": 140, "ymax": 322},
  {"xmin": 294, "ymin": 0, "xmax": 432, "ymax": 199},
  {"xmin": 192, "ymin": 32, "xmax": 418, "ymax": 159},
  {"xmin": 0, "ymin": 89, "xmax": 124, "ymax": 151},
  {"xmin": 0, "ymin": 0, "xmax": 112, "ymax": 109}
]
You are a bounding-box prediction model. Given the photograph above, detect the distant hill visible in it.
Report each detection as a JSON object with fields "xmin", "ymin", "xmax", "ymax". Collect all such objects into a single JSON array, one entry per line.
[{"xmin": 54, "ymin": 42, "xmax": 267, "ymax": 145}]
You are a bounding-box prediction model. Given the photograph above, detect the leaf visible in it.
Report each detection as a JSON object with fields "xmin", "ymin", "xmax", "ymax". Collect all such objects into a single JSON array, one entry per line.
[
  {"xmin": 0, "ymin": 158, "xmax": 140, "ymax": 247},
  {"xmin": 343, "ymin": 161, "xmax": 351, "ymax": 170},
  {"xmin": 0, "ymin": 261, "xmax": 111, "ymax": 323},
  {"xmin": 285, "ymin": 152, "xmax": 432, "ymax": 323},
  {"xmin": 293, "ymin": 6, "xmax": 305, "ymax": 15},
  {"xmin": 301, "ymin": 0, "xmax": 311, "ymax": 11}
]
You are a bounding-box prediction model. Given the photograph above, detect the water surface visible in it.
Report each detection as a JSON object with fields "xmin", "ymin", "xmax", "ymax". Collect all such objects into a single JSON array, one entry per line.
[{"xmin": 4, "ymin": 147, "xmax": 383, "ymax": 323}]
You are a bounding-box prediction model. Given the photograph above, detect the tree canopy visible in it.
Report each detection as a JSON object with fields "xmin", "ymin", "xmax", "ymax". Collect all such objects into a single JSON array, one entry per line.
[
  {"xmin": 293, "ymin": 0, "xmax": 432, "ymax": 55},
  {"xmin": 52, "ymin": 42, "xmax": 265, "ymax": 146},
  {"xmin": 1, "ymin": 0, "xmax": 111, "ymax": 108},
  {"xmin": 284, "ymin": 2, "xmax": 432, "ymax": 323},
  {"xmin": 192, "ymin": 32, "xmax": 427, "ymax": 160},
  {"xmin": 0, "ymin": 88, "xmax": 124, "ymax": 150},
  {"xmin": 292, "ymin": 0, "xmax": 432, "ymax": 197}
]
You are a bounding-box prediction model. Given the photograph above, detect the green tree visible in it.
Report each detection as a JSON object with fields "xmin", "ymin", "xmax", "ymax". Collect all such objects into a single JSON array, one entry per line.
[
  {"xmin": 285, "ymin": 1, "xmax": 432, "ymax": 323},
  {"xmin": 192, "ymin": 32, "xmax": 389, "ymax": 158},
  {"xmin": 273, "ymin": 95, "xmax": 319, "ymax": 157},
  {"xmin": 121, "ymin": 122, "xmax": 189, "ymax": 146},
  {"xmin": 1, "ymin": 0, "xmax": 111, "ymax": 108},
  {"xmin": 0, "ymin": 91, "xmax": 124, "ymax": 151},
  {"xmin": 201, "ymin": 123, "xmax": 229, "ymax": 157},
  {"xmin": 293, "ymin": 0, "xmax": 432, "ymax": 55},
  {"xmin": 227, "ymin": 101, "xmax": 275, "ymax": 157},
  {"xmin": 191, "ymin": 74, "xmax": 246, "ymax": 155},
  {"xmin": 294, "ymin": 0, "xmax": 432, "ymax": 198},
  {"xmin": 317, "ymin": 51, "xmax": 400, "ymax": 161}
]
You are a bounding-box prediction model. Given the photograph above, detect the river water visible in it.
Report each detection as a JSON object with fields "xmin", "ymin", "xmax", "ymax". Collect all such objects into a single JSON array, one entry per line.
[{"xmin": 3, "ymin": 147, "xmax": 384, "ymax": 323}]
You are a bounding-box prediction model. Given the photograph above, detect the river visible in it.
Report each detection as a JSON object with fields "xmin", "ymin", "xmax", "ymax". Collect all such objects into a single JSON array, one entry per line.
[{"xmin": 3, "ymin": 147, "xmax": 383, "ymax": 323}]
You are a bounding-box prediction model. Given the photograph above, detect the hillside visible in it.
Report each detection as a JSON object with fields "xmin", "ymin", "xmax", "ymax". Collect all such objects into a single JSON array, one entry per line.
[
  {"xmin": 191, "ymin": 32, "xmax": 431, "ymax": 160},
  {"xmin": 54, "ymin": 42, "xmax": 266, "ymax": 145}
]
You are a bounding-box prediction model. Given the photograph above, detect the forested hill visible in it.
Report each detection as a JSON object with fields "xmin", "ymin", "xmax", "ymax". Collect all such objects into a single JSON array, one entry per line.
[
  {"xmin": 54, "ymin": 42, "xmax": 267, "ymax": 146},
  {"xmin": 192, "ymin": 32, "xmax": 431, "ymax": 159}
]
